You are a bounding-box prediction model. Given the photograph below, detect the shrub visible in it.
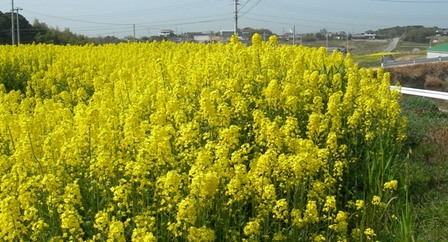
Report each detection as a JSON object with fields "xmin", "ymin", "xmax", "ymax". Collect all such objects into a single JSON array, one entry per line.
[
  {"xmin": 424, "ymin": 75, "xmax": 445, "ymax": 90},
  {"xmin": 387, "ymin": 62, "xmax": 448, "ymax": 91}
]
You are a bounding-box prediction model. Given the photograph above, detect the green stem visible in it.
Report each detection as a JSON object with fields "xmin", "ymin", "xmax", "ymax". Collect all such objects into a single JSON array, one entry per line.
[{"xmin": 28, "ymin": 131, "xmax": 44, "ymax": 174}]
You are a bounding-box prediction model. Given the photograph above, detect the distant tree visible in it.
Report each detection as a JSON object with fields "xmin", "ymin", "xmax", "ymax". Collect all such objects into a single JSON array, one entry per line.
[
  {"xmin": 376, "ymin": 26, "xmax": 407, "ymax": 38},
  {"xmin": 0, "ymin": 12, "xmax": 11, "ymax": 44},
  {"xmin": 92, "ymin": 35, "xmax": 123, "ymax": 44},
  {"xmin": 315, "ymin": 28, "xmax": 329, "ymax": 41},
  {"xmin": 33, "ymin": 20, "xmax": 91, "ymax": 45},
  {"xmin": 376, "ymin": 25, "xmax": 436, "ymax": 41},
  {"xmin": 242, "ymin": 27, "xmax": 273, "ymax": 40},
  {"xmin": 33, "ymin": 20, "xmax": 60, "ymax": 44},
  {"xmin": 302, "ymin": 33, "xmax": 318, "ymax": 42},
  {"xmin": 0, "ymin": 11, "xmax": 35, "ymax": 44},
  {"xmin": 16, "ymin": 14, "xmax": 36, "ymax": 44},
  {"xmin": 140, "ymin": 36, "xmax": 152, "ymax": 42},
  {"xmin": 403, "ymin": 27, "xmax": 436, "ymax": 43},
  {"xmin": 0, "ymin": 13, "xmax": 125, "ymax": 45},
  {"xmin": 124, "ymin": 35, "xmax": 135, "ymax": 42},
  {"xmin": 33, "ymin": 20, "xmax": 54, "ymax": 43}
]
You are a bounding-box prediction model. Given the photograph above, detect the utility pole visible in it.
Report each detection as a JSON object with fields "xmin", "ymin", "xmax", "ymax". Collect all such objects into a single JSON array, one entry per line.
[
  {"xmin": 11, "ymin": 0, "xmax": 15, "ymax": 45},
  {"xmin": 15, "ymin": 7, "xmax": 22, "ymax": 44},
  {"xmin": 346, "ymin": 34, "xmax": 349, "ymax": 53},
  {"xmin": 292, "ymin": 25, "xmax": 296, "ymax": 45},
  {"xmin": 133, "ymin": 24, "xmax": 136, "ymax": 42},
  {"xmin": 234, "ymin": 0, "xmax": 238, "ymax": 35}
]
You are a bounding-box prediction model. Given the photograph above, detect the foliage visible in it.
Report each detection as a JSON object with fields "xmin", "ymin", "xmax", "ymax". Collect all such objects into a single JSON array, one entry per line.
[
  {"xmin": 242, "ymin": 27, "xmax": 273, "ymax": 40},
  {"xmin": 402, "ymin": 27, "xmax": 436, "ymax": 43},
  {"xmin": 399, "ymin": 96, "xmax": 448, "ymax": 240},
  {"xmin": 0, "ymin": 11, "xmax": 36, "ymax": 44},
  {"xmin": 0, "ymin": 12, "xmax": 93, "ymax": 45},
  {"xmin": 0, "ymin": 34, "xmax": 410, "ymax": 241},
  {"xmin": 33, "ymin": 20, "xmax": 92, "ymax": 45},
  {"xmin": 351, "ymin": 54, "xmax": 383, "ymax": 68},
  {"xmin": 399, "ymin": 96, "xmax": 444, "ymax": 148},
  {"xmin": 376, "ymin": 25, "xmax": 436, "ymax": 40}
]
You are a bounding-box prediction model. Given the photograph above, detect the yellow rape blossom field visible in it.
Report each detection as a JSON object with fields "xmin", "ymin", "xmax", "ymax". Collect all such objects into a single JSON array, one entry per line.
[{"xmin": 0, "ymin": 34, "xmax": 411, "ymax": 241}]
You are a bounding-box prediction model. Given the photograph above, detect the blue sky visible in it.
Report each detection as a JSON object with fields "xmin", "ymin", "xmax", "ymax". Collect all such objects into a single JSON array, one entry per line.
[{"xmin": 2, "ymin": 0, "xmax": 448, "ymax": 37}]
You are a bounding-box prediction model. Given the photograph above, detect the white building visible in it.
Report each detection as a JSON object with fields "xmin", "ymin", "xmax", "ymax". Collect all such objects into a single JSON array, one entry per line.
[
  {"xmin": 194, "ymin": 35, "xmax": 213, "ymax": 43},
  {"xmin": 159, "ymin": 29, "xmax": 173, "ymax": 37}
]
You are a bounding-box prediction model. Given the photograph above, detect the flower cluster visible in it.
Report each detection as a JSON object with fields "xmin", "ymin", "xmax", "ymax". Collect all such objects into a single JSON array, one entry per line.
[{"xmin": 0, "ymin": 34, "xmax": 406, "ymax": 240}]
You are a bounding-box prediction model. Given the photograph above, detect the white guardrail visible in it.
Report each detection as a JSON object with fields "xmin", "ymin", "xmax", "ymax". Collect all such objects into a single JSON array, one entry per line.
[{"xmin": 390, "ymin": 86, "xmax": 448, "ymax": 101}]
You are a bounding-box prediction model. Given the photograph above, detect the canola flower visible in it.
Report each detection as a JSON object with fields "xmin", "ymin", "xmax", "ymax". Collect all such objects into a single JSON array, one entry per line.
[
  {"xmin": 0, "ymin": 34, "xmax": 408, "ymax": 241},
  {"xmin": 384, "ymin": 179, "xmax": 398, "ymax": 191}
]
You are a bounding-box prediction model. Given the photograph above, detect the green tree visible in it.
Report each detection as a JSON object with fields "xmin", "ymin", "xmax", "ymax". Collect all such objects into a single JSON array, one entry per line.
[
  {"xmin": 242, "ymin": 27, "xmax": 273, "ymax": 41},
  {"xmin": 403, "ymin": 27, "xmax": 435, "ymax": 43},
  {"xmin": 0, "ymin": 11, "xmax": 11, "ymax": 43},
  {"xmin": 0, "ymin": 11, "xmax": 35, "ymax": 44},
  {"xmin": 33, "ymin": 19, "xmax": 91, "ymax": 45}
]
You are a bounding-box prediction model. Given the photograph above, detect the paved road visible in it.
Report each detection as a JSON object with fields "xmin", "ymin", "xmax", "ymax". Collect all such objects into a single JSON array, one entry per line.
[{"xmin": 384, "ymin": 37, "xmax": 400, "ymax": 52}]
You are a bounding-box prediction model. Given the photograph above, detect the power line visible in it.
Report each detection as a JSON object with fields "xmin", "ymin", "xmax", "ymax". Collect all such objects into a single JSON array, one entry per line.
[
  {"xmin": 22, "ymin": 1, "xmax": 231, "ymax": 37},
  {"xmin": 23, "ymin": 10, "xmax": 134, "ymax": 26},
  {"xmin": 240, "ymin": 0, "xmax": 261, "ymax": 18},
  {"xmin": 239, "ymin": 0, "xmax": 252, "ymax": 11},
  {"xmin": 54, "ymin": 0, "xmax": 224, "ymax": 21}
]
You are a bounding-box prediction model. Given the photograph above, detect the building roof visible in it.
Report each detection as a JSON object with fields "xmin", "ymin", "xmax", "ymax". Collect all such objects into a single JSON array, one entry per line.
[{"xmin": 428, "ymin": 43, "xmax": 448, "ymax": 53}]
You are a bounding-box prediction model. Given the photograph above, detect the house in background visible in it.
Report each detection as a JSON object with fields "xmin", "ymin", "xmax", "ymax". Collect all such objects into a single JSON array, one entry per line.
[
  {"xmin": 435, "ymin": 28, "xmax": 448, "ymax": 36},
  {"xmin": 159, "ymin": 29, "xmax": 174, "ymax": 37},
  {"xmin": 193, "ymin": 32, "xmax": 215, "ymax": 43},
  {"xmin": 352, "ymin": 30, "xmax": 376, "ymax": 39},
  {"xmin": 427, "ymin": 43, "xmax": 448, "ymax": 58}
]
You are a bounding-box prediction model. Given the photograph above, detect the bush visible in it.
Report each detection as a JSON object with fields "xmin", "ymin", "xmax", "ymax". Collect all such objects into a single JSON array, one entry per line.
[
  {"xmin": 424, "ymin": 76, "xmax": 445, "ymax": 90},
  {"xmin": 387, "ymin": 62, "xmax": 448, "ymax": 91}
]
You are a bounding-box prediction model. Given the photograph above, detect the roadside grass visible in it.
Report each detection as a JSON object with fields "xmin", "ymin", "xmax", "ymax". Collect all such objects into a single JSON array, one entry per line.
[
  {"xmin": 395, "ymin": 41, "xmax": 430, "ymax": 53},
  {"xmin": 287, "ymin": 38, "xmax": 430, "ymax": 68},
  {"xmin": 340, "ymin": 39, "xmax": 447, "ymax": 240},
  {"xmin": 386, "ymin": 54, "xmax": 448, "ymax": 240},
  {"xmin": 349, "ymin": 39, "xmax": 428, "ymax": 68},
  {"xmin": 400, "ymin": 95, "xmax": 448, "ymax": 241},
  {"xmin": 352, "ymin": 54, "xmax": 383, "ymax": 68},
  {"xmin": 303, "ymin": 39, "xmax": 392, "ymax": 68},
  {"xmin": 302, "ymin": 39, "xmax": 390, "ymax": 54}
]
